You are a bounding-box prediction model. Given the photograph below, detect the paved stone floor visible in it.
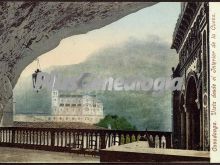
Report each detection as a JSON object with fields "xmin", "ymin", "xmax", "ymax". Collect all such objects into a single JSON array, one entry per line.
[{"xmin": 0, "ymin": 147, "xmax": 100, "ymax": 163}]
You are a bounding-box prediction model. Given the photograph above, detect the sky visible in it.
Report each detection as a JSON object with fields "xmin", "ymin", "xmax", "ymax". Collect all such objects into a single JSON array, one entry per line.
[{"xmin": 20, "ymin": 2, "xmax": 180, "ymax": 77}]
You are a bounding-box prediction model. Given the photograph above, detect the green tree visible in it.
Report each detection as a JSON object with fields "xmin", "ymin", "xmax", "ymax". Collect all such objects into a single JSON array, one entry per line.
[{"xmin": 96, "ymin": 115, "xmax": 136, "ymax": 131}]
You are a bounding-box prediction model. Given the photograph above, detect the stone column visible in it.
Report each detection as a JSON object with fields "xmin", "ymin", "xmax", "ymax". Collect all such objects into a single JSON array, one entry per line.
[
  {"xmin": 180, "ymin": 111, "xmax": 186, "ymax": 149},
  {"xmin": 1, "ymin": 98, "xmax": 14, "ymax": 127},
  {"xmin": 0, "ymin": 72, "xmax": 13, "ymax": 127},
  {"xmin": 185, "ymin": 111, "xmax": 190, "ymax": 150},
  {"xmin": 200, "ymin": 107, "xmax": 204, "ymax": 150}
]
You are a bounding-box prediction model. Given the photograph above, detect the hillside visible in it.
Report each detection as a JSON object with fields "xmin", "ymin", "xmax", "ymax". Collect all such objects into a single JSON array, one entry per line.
[{"xmin": 14, "ymin": 37, "xmax": 178, "ymax": 131}]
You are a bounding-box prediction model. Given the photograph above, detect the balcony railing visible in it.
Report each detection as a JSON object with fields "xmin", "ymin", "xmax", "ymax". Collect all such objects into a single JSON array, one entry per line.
[{"xmin": 0, "ymin": 127, "xmax": 172, "ymax": 155}]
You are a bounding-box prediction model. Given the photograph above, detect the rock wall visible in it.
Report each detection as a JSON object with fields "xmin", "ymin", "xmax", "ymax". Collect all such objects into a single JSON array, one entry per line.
[
  {"xmin": 0, "ymin": 73, "xmax": 13, "ymax": 126},
  {"xmin": 0, "ymin": 2, "xmax": 156, "ymax": 125}
]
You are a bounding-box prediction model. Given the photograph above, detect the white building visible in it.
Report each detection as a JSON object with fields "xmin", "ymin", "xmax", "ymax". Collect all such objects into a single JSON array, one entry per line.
[
  {"xmin": 14, "ymin": 90, "xmax": 104, "ymax": 124},
  {"xmin": 50, "ymin": 90, "xmax": 104, "ymax": 124}
]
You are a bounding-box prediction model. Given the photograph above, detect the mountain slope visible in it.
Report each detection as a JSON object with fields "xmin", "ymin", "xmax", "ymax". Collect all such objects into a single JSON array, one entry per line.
[{"xmin": 14, "ymin": 37, "xmax": 178, "ymax": 131}]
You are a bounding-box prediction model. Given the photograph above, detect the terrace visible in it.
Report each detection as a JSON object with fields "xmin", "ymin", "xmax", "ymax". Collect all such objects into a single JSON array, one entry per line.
[
  {"xmin": 0, "ymin": 147, "xmax": 99, "ymax": 163},
  {"xmin": 0, "ymin": 126, "xmax": 209, "ymax": 162}
]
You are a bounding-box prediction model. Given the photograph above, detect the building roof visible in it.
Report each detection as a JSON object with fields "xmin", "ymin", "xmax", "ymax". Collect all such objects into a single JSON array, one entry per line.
[
  {"xmin": 171, "ymin": 2, "xmax": 201, "ymax": 52},
  {"xmin": 58, "ymin": 93, "xmax": 96, "ymax": 98},
  {"xmin": 13, "ymin": 121, "xmax": 106, "ymax": 130},
  {"xmin": 59, "ymin": 94, "xmax": 83, "ymax": 98}
]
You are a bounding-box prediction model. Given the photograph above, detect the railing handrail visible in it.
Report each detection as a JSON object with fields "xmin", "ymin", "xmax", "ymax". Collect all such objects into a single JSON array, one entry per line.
[
  {"xmin": 0, "ymin": 127, "xmax": 172, "ymax": 134},
  {"xmin": 0, "ymin": 126, "xmax": 172, "ymax": 155}
]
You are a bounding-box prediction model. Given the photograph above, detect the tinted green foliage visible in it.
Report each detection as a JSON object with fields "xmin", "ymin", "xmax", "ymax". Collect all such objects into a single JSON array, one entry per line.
[
  {"xmin": 96, "ymin": 115, "xmax": 136, "ymax": 131},
  {"xmin": 96, "ymin": 91, "xmax": 172, "ymax": 131}
]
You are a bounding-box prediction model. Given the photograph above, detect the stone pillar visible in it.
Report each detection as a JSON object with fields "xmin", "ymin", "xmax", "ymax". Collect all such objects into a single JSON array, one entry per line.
[
  {"xmin": 0, "ymin": 72, "xmax": 13, "ymax": 127},
  {"xmin": 180, "ymin": 111, "xmax": 186, "ymax": 149},
  {"xmin": 185, "ymin": 111, "xmax": 190, "ymax": 150},
  {"xmin": 200, "ymin": 107, "xmax": 204, "ymax": 150},
  {"xmin": 1, "ymin": 98, "xmax": 14, "ymax": 127}
]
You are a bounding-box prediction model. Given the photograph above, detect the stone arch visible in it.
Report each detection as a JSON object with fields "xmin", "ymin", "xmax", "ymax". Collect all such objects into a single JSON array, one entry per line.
[
  {"xmin": 185, "ymin": 73, "xmax": 200, "ymax": 150},
  {"xmin": 0, "ymin": 2, "xmax": 157, "ymax": 126},
  {"xmin": 186, "ymin": 71, "xmax": 198, "ymax": 104}
]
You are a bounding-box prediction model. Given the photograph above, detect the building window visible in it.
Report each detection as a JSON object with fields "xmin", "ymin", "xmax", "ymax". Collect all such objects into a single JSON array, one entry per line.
[{"xmin": 60, "ymin": 103, "xmax": 64, "ymax": 107}]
